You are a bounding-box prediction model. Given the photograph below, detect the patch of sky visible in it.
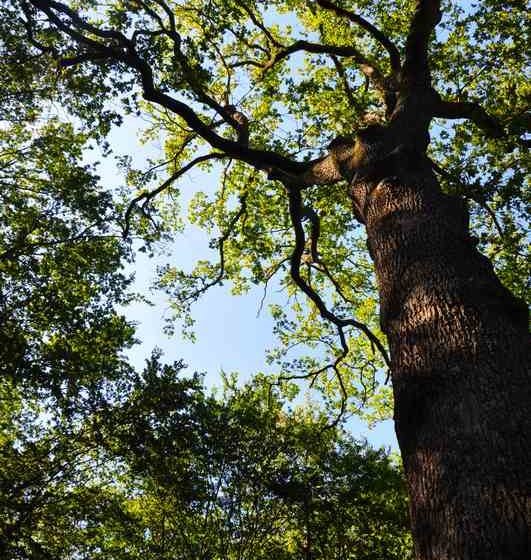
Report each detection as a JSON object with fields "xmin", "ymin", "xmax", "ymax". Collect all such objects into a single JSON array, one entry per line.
[{"xmin": 83, "ymin": 5, "xmax": 399, "ymax": 448}]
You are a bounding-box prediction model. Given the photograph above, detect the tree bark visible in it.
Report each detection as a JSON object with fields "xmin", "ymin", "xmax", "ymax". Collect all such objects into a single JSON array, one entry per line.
[{"xmin": 351, "ymin": 143, "xmax": 530, "ymax": 559}]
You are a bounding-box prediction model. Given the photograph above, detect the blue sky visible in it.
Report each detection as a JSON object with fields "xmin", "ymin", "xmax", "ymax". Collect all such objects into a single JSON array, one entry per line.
[{"xmin": 96, "ymin": 100, "xmax": 398, "ymax": 452}]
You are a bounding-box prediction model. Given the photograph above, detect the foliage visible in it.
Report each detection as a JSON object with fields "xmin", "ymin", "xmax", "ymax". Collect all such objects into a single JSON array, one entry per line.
[
  {"xmin": 3, "ymin": 0, "xmax": 526, "ymax": 421},
  {"xmin": 0, "ymin": 360, "xmax": 412, "ymax": 559},
  {"xmin": 0, "ymin": 1, "xmax": 529, "ymax": 555},
  {"xmin": 0, "ymin": 119, "xmax": 136, "ymax": 405}
]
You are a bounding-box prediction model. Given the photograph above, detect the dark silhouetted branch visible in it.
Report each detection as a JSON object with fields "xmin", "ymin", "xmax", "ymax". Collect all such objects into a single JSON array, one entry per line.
[
  {"xmin": 263, "ymin": 40, "xmax": 388, "ymax": 90},
  {"xmin": 434, "ymin": 100, "xmax": 505, "ymax": 138},
  {"xmin": 316, "ymin": 0, "xmax": 401, "ymax": 74},
  {"xmin": 287, "ymin": 186, "xmax": 390, "ymax": 367},
  {"xmin": 27, "ymin": 0, "xmax": 309, "ymax": 177},
  {"xmin": 122, "ymin": 153, "xmax": 227, "ymax": 238},
  {"xmin": 402, "ymin": 0, "xmax": 442, "ymax": 85}
]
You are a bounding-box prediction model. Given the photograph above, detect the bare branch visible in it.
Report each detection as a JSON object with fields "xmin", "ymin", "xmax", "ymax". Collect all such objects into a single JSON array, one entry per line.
[
  {"xmin": 402, "ymin": 0, "xmax": 442, "ymax": 86},
  {"xmin": 315, "ymin": 0, "xmax": 401, "ymax": 74}
]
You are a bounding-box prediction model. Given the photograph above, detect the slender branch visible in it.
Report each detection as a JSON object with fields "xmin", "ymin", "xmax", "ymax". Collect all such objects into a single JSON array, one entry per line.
[
  {"xmin": 287, "ymin": 186, "xmax": 390, "ymax": 367},
  {"xmin": 122, "ymin": 153, "xmax": 226, "ymax": 238},
  {"xmin": 239, "ymin": 2, "xmax": 282, "ymax": 48},
  {"xmin": 263, "ymin": 39, "xmax": 388, "ymax": 91},
  {"xmin": 330, "ymin": 55, "xmax": 358, "ymax": 110},
  {"xmin": 434, "ymin": 100, "xmax": 505, "ymax": 138},
  {"xmin": 176, "ymin": 189, "xmax": 250, "ymax": 306},
  {"xmin": 304, "ymin": 206, "xmax": 376, "ymax": 348},
  {"xmin": 276, "ymin": 329, "xmax": 349, "ymax": 431},
  {"xmin": 315, "ymin": 0, "xmax": 401, "ymax": 74},
  {"xmin": 256, "ymin": 257, "xmax": 290, "ymax": 317}
]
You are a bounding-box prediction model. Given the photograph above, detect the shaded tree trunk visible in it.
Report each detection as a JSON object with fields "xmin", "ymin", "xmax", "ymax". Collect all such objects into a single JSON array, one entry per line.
[{"xmin": 351, "ymin": 136, "xmax": 530, "ymax": 559}]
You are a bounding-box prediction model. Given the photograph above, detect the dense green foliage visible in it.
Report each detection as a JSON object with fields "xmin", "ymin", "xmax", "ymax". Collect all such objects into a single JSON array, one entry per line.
[
  {"xmin": 0, "ymin": 120, "xmax": 135, "ymax": 403},
  {"xmin": 0, "ymin": 6, "xmax": 413, "ymax": 557},
  {"xmin": 0, "ymin": 0, "xmax": 529, "ymax": 557},
  {"xmin": 1, "ymin": 360, "xmax": 412, "ymax": 559},
  {"xmin": 1, "ymin": 0, "xmax": 528, "ymax": 416}
]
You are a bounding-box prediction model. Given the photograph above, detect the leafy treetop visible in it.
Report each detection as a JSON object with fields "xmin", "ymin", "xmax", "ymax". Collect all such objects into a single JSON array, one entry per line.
[{"xmin": 5, "ymin": 0, "xmax": 529, "ymax": 420}]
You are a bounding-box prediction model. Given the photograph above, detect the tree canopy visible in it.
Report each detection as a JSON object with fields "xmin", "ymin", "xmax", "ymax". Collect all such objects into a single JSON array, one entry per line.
[
  {"xmin": 0, "ymin": 1, "xmax": 529, "ymax": 558},
  {"xmin": 1, "ymin": 357, "xmax": 412, "ymax": 559},
  {"xmin": 2, "ymin": 0, "xmax": 528, "ymax": 416}
]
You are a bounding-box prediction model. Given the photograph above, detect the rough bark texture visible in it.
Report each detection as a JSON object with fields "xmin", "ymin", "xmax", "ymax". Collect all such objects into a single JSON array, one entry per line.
[{"xmin": 351, "ymin": 139, "xmax": 531, "ymax": 559}]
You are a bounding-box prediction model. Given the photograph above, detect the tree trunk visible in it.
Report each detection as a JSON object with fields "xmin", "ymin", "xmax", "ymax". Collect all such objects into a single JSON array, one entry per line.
[{"xmin": 351, "ymin": 146, "xmax": 530, "ymax": 559}]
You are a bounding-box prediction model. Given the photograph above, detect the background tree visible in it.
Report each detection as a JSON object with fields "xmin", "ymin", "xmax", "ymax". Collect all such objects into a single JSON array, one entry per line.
[
  {"xmin": 1, "ymin": 356, "xmax": 412, "ymax": 559},
  {"xmin": 0, "ymin": 92, "xmax": 139, "ymax": 559},
  {"xmin": 3, "ymin": 0, "xmax": 530, "ymax": 558}
]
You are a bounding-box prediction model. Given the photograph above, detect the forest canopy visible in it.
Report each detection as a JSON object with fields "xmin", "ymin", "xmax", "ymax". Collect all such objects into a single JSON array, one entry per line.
[
  {"xmin": 1, "ymin": 0, "xmax": 528, "ymax": 412},
  {"xmin": 0, "ymin": 0, "xmax": 529, "ymax": 558}
]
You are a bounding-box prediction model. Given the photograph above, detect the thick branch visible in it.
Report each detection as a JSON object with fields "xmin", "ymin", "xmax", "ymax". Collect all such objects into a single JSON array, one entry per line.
[
  {"xmin": 30, "ymin": 1, "xmax": 364, "ymax": 187},
  {"xmin": 434, "ymin": 100, "xmax": 505, "ymax": 138},
  {"xmin": 28, "ymin": 0, "xmax": 307, "ymax": 177},
  {"xmin": 315, "ymin": 0, "xmax": 401, "ymax": 74},
  {"xmin": 402, "ymin": 0, "xmax": 442, "ymax": 86}
]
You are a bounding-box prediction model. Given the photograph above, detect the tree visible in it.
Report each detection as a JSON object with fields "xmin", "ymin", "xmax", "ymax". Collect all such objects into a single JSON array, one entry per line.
[
  {"xmin": 4, "ymin": 1, "xmax": 530, "ymax": 558},
  {"xmin": 0, "ymin": 30, "xmax": 138, "ymax": 555},
  {"xmin": 1, "ymin": 356, "xmax": 412, "ymax": 559}
]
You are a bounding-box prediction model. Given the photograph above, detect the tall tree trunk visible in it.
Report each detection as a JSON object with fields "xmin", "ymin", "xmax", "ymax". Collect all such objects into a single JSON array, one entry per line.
[{"xmin": 352, "ymin": 146, "xmax": 530, "ymax": 559}]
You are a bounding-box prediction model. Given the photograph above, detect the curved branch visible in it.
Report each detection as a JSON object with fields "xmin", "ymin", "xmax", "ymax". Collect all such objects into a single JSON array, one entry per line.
[
  {"xmin": 30, "ymin": 1, "xmax": 358, "ymax": 187},
  {"xmin": 330, "ymin": 55, "xmax": 359, "ymax": 110},
  {"xmin": 315, "ymin": 0, "xmax": 401, "ymax": 74},
  {"xmin": 263, "ymin": 40, "xmax": 388, "ymax": 90},
  {"xmin": 122, "ymin": 153, "xmax": 226, "ymax": 238},
  {"xmin": 27, "ymin": 0, "xmax": 308, "ymax": 177},
  {"xmin": 239, "ymin": 2, "xmax": 282, "ymax": 48},
  {"xmin": 178, "ymin": 191, "xmax": 249, "ymax": 305},
  {"xmin": 275, "ymin": 325, "xmax": 350, "ymax": 430},
  {"xmin": 304, "ymin": 206, "xmax": 377, "ymax": 337},
  {"xmin": 287, "ymin": 186, "xmax": 390, "ymax": 367}
]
